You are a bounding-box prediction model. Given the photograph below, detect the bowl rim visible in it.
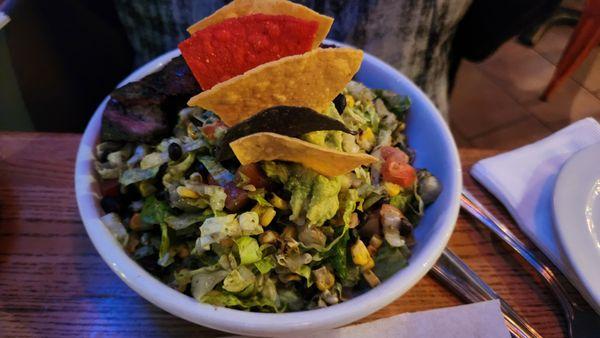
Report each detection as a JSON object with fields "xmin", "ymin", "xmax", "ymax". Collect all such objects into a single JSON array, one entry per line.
[{"xmin": 75, "ymin": 42, "xmax": 461, "ymax": 336}]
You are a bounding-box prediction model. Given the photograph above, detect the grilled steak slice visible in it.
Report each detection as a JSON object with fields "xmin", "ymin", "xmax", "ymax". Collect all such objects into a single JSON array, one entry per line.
[
  {"xmin": 101, "ymin": 99, "xmax": 170, "ymax": 143},
  {"xmin": 145, "ymin": 56, "xmax": 200, "ymax": 97},
  {"xmin": 100, "ymin": 56, "xmax": 202, "ymax": 144}
]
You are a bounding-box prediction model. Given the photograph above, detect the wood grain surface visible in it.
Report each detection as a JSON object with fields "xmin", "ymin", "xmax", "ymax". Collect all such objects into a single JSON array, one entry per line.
[{"xmin": 0, "ymin": 132, "xmax": 584, "ymax": 337}]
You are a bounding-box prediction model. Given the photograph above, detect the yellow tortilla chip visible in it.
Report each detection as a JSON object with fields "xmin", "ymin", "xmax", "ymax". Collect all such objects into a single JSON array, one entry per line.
[
  {"xmin": 188, "ymin": 48, "xmax": 363, "ymax": 126},
  {"xmin": 230, "ymin": 132, "xmax": 377, "ymax": 177},
  {"xmin": 187, "ymin": 0, "xmax": 333, "ymax": 49}
]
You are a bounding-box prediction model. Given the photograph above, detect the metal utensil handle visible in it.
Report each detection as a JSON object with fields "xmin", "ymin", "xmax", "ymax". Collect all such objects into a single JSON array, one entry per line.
[
  {"xmin": 432, "ymin": 249, "xmax": 542, "ymax": 338},
  {"xmin": 461, "ymin": 189, "xmax": 574, "ymax": 319}
]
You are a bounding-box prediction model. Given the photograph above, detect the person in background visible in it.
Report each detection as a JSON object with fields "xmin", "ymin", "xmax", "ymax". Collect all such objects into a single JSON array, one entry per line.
[{"xmin": 2, "ymin": 0, "xmax": 559, "ymax": 132}]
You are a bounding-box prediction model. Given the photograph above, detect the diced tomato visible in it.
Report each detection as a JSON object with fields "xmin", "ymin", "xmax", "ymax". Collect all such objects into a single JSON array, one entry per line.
[
  {"xmin": 223, "ymin": 182, "xmax": 249, "ymax": 212},
  {"xmin": 381, "ymin": 160, "xmax": 416, "ymax": 188},
  {"xmin": 100, "ymin": 179, "xmax": 120, "ymax": 197},
  {"xmin": 201, "ymin": 121, "xmax": 225, "ymax": 141},
  {"xmin": 235, "ymin": 163, "xmax": 269, "ymax": 189},
  {"xmin": 380, "ymin": 146, "xmax": 409, "ymax": 164}
]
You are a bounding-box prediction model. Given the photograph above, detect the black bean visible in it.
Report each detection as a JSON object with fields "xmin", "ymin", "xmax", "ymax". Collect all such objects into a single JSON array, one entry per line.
[
  {"xmin": 333, "ymin": 93, "xmax": 346, "ymax": 113},
  {"xmin": 418, "ymin": 170, "xmax": 442, "ymax": 205},
  {"xmin": 399, "ymin": 218, "xmax": 413, "ymax": 236},
  {"xmin": 168, "ymin": 143, "xmax": 183, "ymax": 161},
  {"xmin": 100, "ymin": 196, "xmax": 121, "ymax": 214},
  {"xmin": 155, "ymin": 189, "xmax": 169, "ymax": 201},
  {"xmin": 184, "ymin": 160, "xmax": 208, "ymax": 179},
  {"xmin": 122, "ymin": 184, "xmax": 142, "ymax": 202}
]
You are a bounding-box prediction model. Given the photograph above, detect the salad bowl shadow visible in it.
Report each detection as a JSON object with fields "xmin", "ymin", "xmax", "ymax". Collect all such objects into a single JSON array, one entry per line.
[{"xmin": 75, "ymin": 40, "xmax": 462, "ymax": 337}]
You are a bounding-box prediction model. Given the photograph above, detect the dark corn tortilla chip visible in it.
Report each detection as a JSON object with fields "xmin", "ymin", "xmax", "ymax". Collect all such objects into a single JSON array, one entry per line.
[{"xmin": 217, "ymin": 106, "xmax": 356, "ymax": 160}]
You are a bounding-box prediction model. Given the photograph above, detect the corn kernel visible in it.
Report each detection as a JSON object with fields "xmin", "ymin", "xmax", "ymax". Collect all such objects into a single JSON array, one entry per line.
[
  {"xmin": 313, "ymin": 266, "xmax": 335, "ymax": 291},
  {"xmin": 187, "ymin": 123, "xmax": 199, "ymax": 139},
  {"xmin": 260, "ymin": 207, "xmax": 276, "ymax": 226},
  {"xmin": 345, "ymin": 94, "xmax": 355, "ymax": 108},
  {"xmin": 351, "ymin": 240, "xmax": 372, "ymax": 266},
  {"xmin": 361, "ymin": 256, "xmax": 375, "ymax": 271},
  {"xmin": 269, "ymin": 194, "xmax": 288, "ymax": 210},
  {"xmin": 383, "ymin": 182, "xmax": 401, "ymax": 197},
  {"xmin": 361, "ymin": 127, "xmax": 375, "ymax": 143},
  {"xmin": 176, "ymin": 186, "xmax": 199, "ymax": 199},
  {"xmin": 368, "ymin": 234, "xmax": 384, "ymax": 256},
  {"xmin": 362, "ymin": 269, "xmax": 381, "ymax": 287}
]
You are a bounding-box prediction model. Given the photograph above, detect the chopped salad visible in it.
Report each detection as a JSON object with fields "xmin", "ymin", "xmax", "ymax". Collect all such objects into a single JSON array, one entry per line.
[{"xmin": 95, "ymin": 80, "xmax": 442, "ymax": 312}]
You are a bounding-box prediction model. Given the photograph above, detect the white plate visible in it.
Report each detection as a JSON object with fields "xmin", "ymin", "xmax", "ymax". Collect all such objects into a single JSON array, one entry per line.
[
  {"xmin": 553, "ymin": 142, "xmax": 600, "ymax": 311},
  {"xmin": 75, "ymin": 40, "xmax": 462, "ymax": 336}
]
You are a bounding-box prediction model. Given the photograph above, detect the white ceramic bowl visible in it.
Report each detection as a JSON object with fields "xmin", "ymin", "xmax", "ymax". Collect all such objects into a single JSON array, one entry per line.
[{"xmin": 75, "ymin": 43, "xmax": 461, "ymax": 337}]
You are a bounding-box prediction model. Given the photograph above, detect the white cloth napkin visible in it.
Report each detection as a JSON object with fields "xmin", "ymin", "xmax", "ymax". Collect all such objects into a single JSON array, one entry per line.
[
  {"xmin": 471, "ymin": 117, "xmax": 600, "ymax": 291},
  {"xmin": 229, "ymin": 300, "xmax": 509, "ymax": 338}
]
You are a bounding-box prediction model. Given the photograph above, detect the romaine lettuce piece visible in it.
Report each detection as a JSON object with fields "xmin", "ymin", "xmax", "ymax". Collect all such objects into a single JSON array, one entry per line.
[
  {"xmin": 198, "ymin": 214, "xmax": 240, "ymax": 250},
  {"xmin": 191, "ymin": 269, "xmax": 228, "ymax": 300},
  {"xmin": 254, "ymin": 255, "xmax": 276, "ymax": 274},
  {"xmin": 223, "ymin": 265, "xmax": 256, "ymax": 293},
  {"xmin": 140, "ymin": 195, "xmax": 171, "ymax": 224},
  {"xmin": 234, "ymin": 236, "xmax": 262, "ymax": 265},
  {"xmin": 99, "ymin": 213, "xmax": 129, "ymax": 246},
  {"xmin": 238, "ymin": 212, "xmax": 263, "ymax": 236},
  {"xmin": 119, "ymin": 166, "xmax": 159, "ymax": 186}
]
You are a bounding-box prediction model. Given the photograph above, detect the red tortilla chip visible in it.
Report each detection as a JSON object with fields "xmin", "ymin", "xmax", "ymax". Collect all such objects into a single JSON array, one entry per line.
[{"xmin": 179, "ymin": 14, "xmax": 318, "ymax": 90}]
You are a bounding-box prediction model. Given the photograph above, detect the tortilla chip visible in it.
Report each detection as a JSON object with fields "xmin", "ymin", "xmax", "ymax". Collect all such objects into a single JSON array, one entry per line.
[
  {"xmin": 179, "ymin": 14, "xmax": 318, "ymax": 90},
  {"xmin": 230, "ymin": 132, "xmax": 377, "ymax": 177},
  {"xmin": 187, "ymin": 0, "xmax": 333, "ymax": 49},
  {"xmin": 188, "ymin": 48, "xmax": 363, "ymax": 126}
]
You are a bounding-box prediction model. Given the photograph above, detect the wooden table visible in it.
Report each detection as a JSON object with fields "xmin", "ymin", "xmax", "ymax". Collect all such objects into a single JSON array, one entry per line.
[{"xmin": 0, "ymin": 132, "xmax": 585, "ymax": 337}]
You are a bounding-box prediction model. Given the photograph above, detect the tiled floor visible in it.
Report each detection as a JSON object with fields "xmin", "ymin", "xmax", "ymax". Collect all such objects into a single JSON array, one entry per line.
[{"xmin": 449, "ymin": 24, "xmax": 600, "ymax": 149}]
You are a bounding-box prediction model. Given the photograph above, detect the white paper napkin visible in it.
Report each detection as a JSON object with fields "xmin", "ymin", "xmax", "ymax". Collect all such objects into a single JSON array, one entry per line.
[
  {"xmin": 471, "ymin": 117, "xmax": 600, "ymax": 290},
  {"xmin": 229, "ymin": 300, "xmax": 509, "ymax": 338}
]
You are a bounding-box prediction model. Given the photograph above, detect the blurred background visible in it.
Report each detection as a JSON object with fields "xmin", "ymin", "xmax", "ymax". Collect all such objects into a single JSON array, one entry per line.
[{"xmin": 1, "ymin": 0, "xmax": 598, "ymax": 149}]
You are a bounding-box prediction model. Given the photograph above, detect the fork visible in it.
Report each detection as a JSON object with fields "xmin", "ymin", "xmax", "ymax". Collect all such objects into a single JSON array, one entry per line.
[
  {"xmin": 461, "ymin": 188, "xmax": 600, "ymax": 338},
  {"xmin": 432, "ymin": 248, "xmax": 542, "ymax": 338}
]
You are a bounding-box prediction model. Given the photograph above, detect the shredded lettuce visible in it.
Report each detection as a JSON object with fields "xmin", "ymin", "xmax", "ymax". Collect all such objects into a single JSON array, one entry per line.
[
  {"xmin": 223, "ymin": 265, "xmax": 256, "ymax": 293},
  {"xmin": 234, "ymin": 236, "xmax": 262, "ymax": 265},
  {"xmin": 165, "ymin": 210, "xmax": 211, "ymax": 230},
  {"xmin": 199, "ymin": 156, "xmax": 234, "ymax": 185},
  {"xmin": 254, "ymin": 255, "xmax": 276, "ymax": 274},
  {"xmin": 184, "ymin": 182, "xmax": 227, "ymax": 212},
  {"xmin": 329, "ymin": 231, "xmax": 350, "ymax": 280},
  {"xmin": 157, "ymin": 222, "xmax": 173, "ymax": 267},
  {"xmin": 238, "ymin": 212, "xmax": 263, "ymax": 236},
  {"xmin": 201, "ymin": 290, "xmax": 277, "ymax": 311},
  {"xmin": 198, "ymin": 214, "xmax": 240, "ymax": 250},
  {"xmin": 99, "ymin": 213, "xmax": 129, "ymax": 246},
  {"xmin": 119, "ymin": 167, "xmax": 159, "ymax": 186},
  {"xmin": 140, "ymin": 195, "xmax": 171, "ymax": 224},
  {"xmin": 338, "ymin": 188, "xmax": 360, "ymax": 226},
  {"xmin": 374, "ymin": 89, "xmax": 411, "ymax": 121},
  {"xmin": 191, "ymin": 269, "xmax": 228, "ymax": 300},
  {"xmin": 247, "ymin": 189, "xmax": 272, "ymax": 207}
]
